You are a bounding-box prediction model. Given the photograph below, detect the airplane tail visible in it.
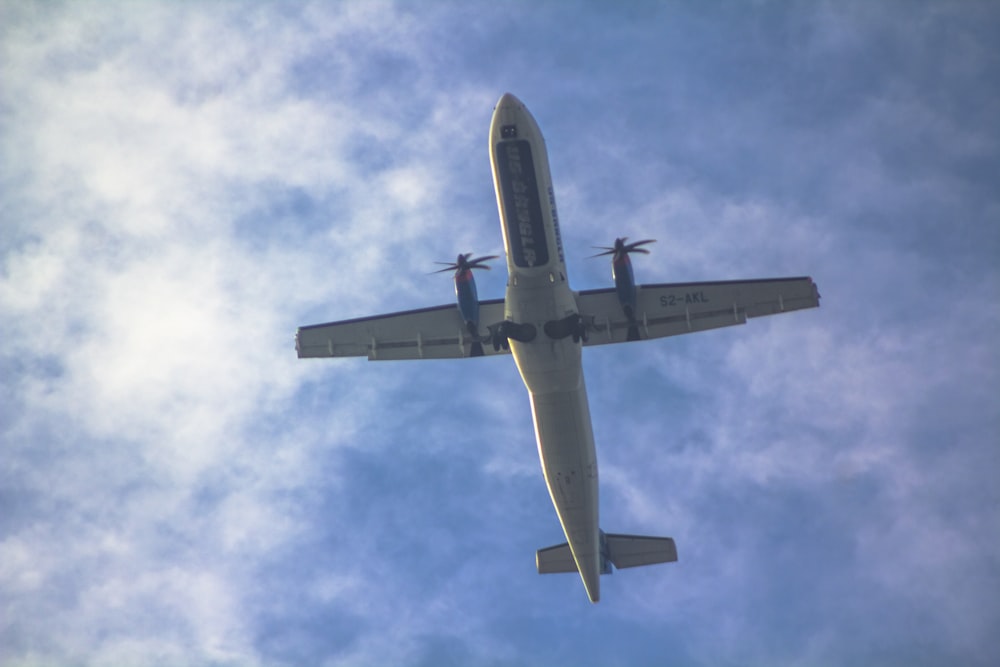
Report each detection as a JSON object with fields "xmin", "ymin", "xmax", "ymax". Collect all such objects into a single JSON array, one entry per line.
[{"xmin": 536, "ymin": 531, "xmax": 677, "ymax": 575}]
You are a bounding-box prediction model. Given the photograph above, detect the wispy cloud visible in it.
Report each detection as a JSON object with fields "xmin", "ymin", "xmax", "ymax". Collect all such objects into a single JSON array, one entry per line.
[{"xmin": 2, "ymin": 1, "xmax": 998, "ymax": 666}]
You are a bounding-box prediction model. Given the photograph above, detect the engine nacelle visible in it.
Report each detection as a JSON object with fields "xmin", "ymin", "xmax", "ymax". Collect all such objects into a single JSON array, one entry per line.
[
  {"xmin": 591, "ymin": 237, "xmax": 655, "ymax": 342},
  {"xmin": 434, "ymin": 253, "xmax": 498, "ymax": 357}
]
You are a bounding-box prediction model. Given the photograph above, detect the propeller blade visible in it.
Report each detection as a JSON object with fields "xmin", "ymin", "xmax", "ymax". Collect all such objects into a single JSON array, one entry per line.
[
  {"xmin": 432, "ymin": 253, "xmax": 498, "ymax": 274},
  {"xmin": 466, "ymin": 254, "xmax": 499, "ymax": 268},
  {"xmin": 624, "ymin": 239, "xmax": 656, "ymax": 252},
  {"xmin": 588, "ymin": 237, "xmax": 656, "ymax": 259}
]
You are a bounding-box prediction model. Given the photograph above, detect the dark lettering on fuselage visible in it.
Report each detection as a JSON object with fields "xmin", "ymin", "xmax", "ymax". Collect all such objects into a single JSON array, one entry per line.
[
  {"xmin": 659, "ymin": 292, "xmax": 710, "ymax": 307},
  {"xmin": 496, "ymin": 140, "xmax": 549, "ymax": 268},
  {"xmin": 547, "ymin": 186, "xmax": 564, "ymax": 264}
]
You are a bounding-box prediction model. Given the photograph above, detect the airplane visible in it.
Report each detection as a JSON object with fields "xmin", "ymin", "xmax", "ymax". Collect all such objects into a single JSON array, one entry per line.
[{"xmin": 296, "ymin": 93, "xmax": 820, "ymax": 603}]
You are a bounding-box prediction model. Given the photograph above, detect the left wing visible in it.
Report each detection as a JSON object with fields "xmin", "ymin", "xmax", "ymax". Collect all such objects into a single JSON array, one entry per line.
[
  {"xmin": 578, "ymin": 277, "xmax": 819, "ymax": 346},
  {"xmin": 296, "ymin": 299, "xmax": 508, "ymax": 360}
]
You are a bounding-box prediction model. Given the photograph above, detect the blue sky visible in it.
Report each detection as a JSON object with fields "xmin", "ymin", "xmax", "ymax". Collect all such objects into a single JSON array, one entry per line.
[{"xmin": 2, "ymin": 1, "xmax": 998, "ymax": 665}]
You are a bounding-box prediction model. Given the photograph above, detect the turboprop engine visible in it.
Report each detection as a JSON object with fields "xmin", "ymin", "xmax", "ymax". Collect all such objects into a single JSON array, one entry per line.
[
  {"xmin": 590, "ymin": 237, "xmax": 656, "ymax": 341},
  {"xmin": 433, "ymin": 253, "xmax": 497, "ymax": 357}
]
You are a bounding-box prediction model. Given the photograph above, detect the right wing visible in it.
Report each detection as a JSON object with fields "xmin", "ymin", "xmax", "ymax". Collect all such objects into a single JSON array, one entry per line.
[
  {"xmin": 578, "ymin": 277, "xmax": 819, "ymax": 346},
  {"xmin": 296, "ymin": 299, "xmax": 508, "ymax": 360}
]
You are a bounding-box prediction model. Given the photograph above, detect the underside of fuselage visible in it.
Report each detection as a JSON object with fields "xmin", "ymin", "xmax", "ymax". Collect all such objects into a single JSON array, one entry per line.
[
  {"xmin": 490, "ymin": 93, "xmax": 603, "ymax": 601},
  {"xmin": 527, "ymin": 383, "xmax": 602, "ymax": 601}
]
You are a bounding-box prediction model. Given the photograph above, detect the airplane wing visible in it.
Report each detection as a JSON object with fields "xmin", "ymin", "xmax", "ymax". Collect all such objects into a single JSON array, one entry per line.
[
  {"xmin": 577, "ymin": 277, "xmax": 819, "ymax": 346},
  {"xmin": 296, "ymin": 299, "xmax": 509, "ymax": 360}
]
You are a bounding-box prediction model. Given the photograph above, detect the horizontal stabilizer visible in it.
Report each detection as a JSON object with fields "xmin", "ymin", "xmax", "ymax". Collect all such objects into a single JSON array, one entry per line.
[
  {"xmin": 604, "ymin": 533, "xmax": 678, "ymax": 569},
  {"xmin": 536, "ymin": 532, "xmax": 678, "ymax": 575},
  {"xmin": 536, "ymin": 542, "xmax": 577, "ymax": 574}
]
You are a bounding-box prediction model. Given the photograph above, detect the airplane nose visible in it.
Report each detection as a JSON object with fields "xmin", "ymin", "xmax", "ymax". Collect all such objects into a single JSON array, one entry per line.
[{"xmin": 495, "ymin": 92, "xmax": 522, "ymax": 110}]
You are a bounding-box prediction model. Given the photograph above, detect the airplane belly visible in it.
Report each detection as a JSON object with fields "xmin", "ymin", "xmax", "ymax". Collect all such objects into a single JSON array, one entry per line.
[
  {"xmin": 528, "ymin": 382, "xmax": 601, "ymax": 600},
  {"xmin": 491, "ymin": 93, "xmax": 601, "ymax": 600}
]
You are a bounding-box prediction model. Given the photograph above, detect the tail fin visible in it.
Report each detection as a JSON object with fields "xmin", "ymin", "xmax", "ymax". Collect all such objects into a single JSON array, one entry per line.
[{"xmin": 536, "ymin": 531, "xmax": 677, "ymax": 575}]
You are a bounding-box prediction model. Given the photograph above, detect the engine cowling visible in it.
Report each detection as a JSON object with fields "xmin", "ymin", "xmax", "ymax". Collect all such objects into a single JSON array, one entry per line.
[
  {"xmin": 433, "ymin": 253, "xmax": 498, "ymax": 357},
  {"xmin": 590, "ymin": 237, "xmax": 655, "ymax": 341}
]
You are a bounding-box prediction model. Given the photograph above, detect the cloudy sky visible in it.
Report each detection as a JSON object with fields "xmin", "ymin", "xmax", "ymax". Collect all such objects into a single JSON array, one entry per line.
[{"xmin": 2, "ymin": 1, "xmax": 998, "ymax": 665}]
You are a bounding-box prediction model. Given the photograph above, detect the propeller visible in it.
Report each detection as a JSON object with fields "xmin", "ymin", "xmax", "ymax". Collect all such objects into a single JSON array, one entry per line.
[
  {"xmin": 589, "ymin": 237, "xmax": 656, "ymax": 260},
  {"xmin": 432, "ymin": 253, "xmax": 499, "ymax": 274}
]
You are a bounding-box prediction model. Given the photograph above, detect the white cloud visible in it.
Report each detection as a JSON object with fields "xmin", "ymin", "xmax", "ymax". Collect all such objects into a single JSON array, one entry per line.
[
  {"xmin": 1, "ymin": 3, "xmax": 461, "ymax": 663},
  {"xmin": 2, "ymin": 1, "xmax": 999, "ymax": 666}
]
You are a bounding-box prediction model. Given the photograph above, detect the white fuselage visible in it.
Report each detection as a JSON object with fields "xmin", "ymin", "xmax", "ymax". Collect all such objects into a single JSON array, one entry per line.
[{"xmin": 489, "ymin": 93, "xmax": 602, "ymax": 602}]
